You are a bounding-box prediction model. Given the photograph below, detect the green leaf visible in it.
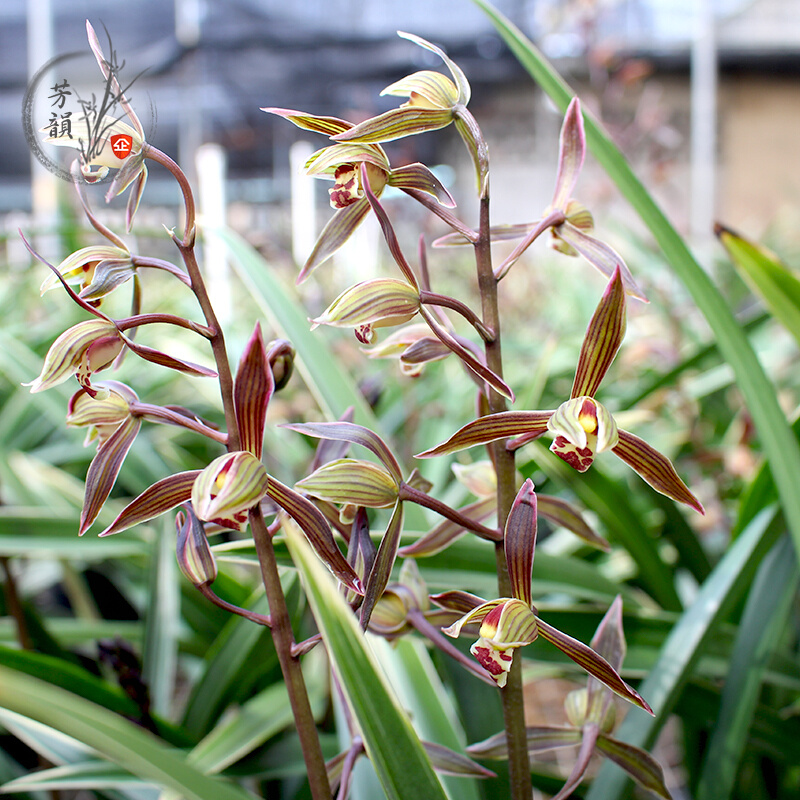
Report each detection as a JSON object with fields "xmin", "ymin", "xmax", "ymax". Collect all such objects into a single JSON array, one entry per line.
[
  {"xmin": 716, "ymin": 225, "xmax": 800, "ymax": 348},
  {"xmin": 284, "ymin": 519, "xmax": 448, "ymax": 800},
  {"xmin": 474, "ymin": 0, "xmax": 800, "ymax": 567},
  {"xmin": 0, "ymin": 668, "xmax": 257, "ymax": 800},
  {"xmin": 584, "ymin": 507, "xmax": 781, "ymax": 800},
  {"xmin": 695, "ymin": 533, "xmax": 799, "ymax": 800}
]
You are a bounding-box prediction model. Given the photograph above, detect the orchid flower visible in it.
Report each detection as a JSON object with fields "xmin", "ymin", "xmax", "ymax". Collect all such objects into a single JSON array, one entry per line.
[
  {"xmin": 418, "ymin": 268, "xmax": 703, "ymax": 514},
  {"xmin": 435, "ymin": 97, "xmax": 646, "ymax": 299},
  {"xmin": 40, "ymin": 243, "xmax": 134, "ymax": 303},
  {"xmin": 439, "ymin": 481, "xmax": 653, "ymax": 718},
  {"xmin": 466, "ymin": 597, "xmax": 671, "ymax": 800},
  {"xmin": 260, "ymin": 108, "xmax": 454, "ymax": 282}
]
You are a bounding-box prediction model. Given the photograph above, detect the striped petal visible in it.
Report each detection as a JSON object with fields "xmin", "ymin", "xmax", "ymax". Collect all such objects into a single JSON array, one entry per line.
[
  {"xmin": 387, "ymin": 163, "xmax": 456, "ymax": 207},
  {"xmin": 40, "ymin": 245, "xmax": 130, "ymax": 295},
  {"xmin": 359, "ymin": 501, "xmax": 404, "ymax": 628},
  {"xmin": 419, "ymin": 411, "xmax": 553, "ymax": 458},
  {"xmin": 595, "ymin": 733, "xmax": 671, "ymax": 799},
  {"xmin": 551, "ymin": 97, "xmax": 585, "ymax": 211},
  {"xmin": 295, "ymin": 458, "xmax": 399, "ymax": 508},
  {"xmin": 381, "ymin": 70, "xmax": 460, "ymax": 109},
  {"xmin": 175, "ymin": 505, "xmax": 218, "ymax": 586},
  {"xmin": 555, "ymin": 223, "xmax": 647, "ymax": 302},
  {"xmin": 504, "ymin": 479, "xmax": 537, "ymax": 607},
  {"xmin": 332, "ymin": 107, "xmax": 455, "ymax": 145},
  {"xmin": 304, "ymin": 142, "xmax": 389, "ymax": 177},
  {"xmin": 79, "ymin": 416, "xmax": 141, "ymax": 534},
  {"xmin": 612, "ymin": 429, "xmax": 704, "ymax": 513},
  {"xmin": 259, "ymin": 107, "xmax": 353, "ymax": 136},
  {"xmin": 538, "ymin": 494, "xmax": 609, "ymax": 551},
  {"xmin": 298, "ymin": 199, "xmax": 371, "ymax": 283},
  {"xmin": 267, "ymin": 477, "xmax": 363, "ymax": 594},
  {"xmin": 536, "ymin": 616, "xmax": 653, "ymax": 714},
  {"xmin": 550, "ymin": 723, "xmax": 599, "ymax": 800},
  {"xmin": 234, "ymin": 323, "xmax": 274, "ymax": 459},
  {"xmin": 548, "ymin": 397, "xmax": 618, "ymax": 473},
  {"xmin": 283, "ymin": 421, "xmax": 402, "ymax": 484},
  {"xmin": 396, "ymin": 32, "xmax": 471, "ymax": 105},
  {"xmin": 99, "ymin": 470, "xmax": 199, "ymax": 536},
  {"xmin": 571, "ymin": 267, "xmax": 626, "ymax": 400}
]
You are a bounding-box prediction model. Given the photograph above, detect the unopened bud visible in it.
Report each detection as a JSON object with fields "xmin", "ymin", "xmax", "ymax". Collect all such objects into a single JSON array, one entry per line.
[
  {"xmin": 266, "ymin": 339, "xmax": 295, "ymax": 391},
  {"xmin": 176, "ymin": 506, "xmax": 218, "ymax": 585}
]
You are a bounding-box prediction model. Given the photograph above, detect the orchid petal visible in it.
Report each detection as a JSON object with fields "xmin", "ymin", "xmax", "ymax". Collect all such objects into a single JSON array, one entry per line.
[
  {"xmin": 234, "ymin": 323, "xmax": 274, "ymax": 459},
  {"xmin": 430, "ymin": 589, "xmax": 485, "ymax": 615},
  {"xmin": 551, "ymin": 98, "xmax": 586, "ymax": 211},
  {"xmin": 387, "ymin": 163, "xmax": 456, "ymax": 207},
  {"xmin": 332, "ymin": 107, "xmax": 455, "ymax": 144},
  {"xmin": 298, "ymin": 199, "xmax": 371, "ymax": 283},
  {"xmin": 571, "ymin": 267, "xmax": 626, "ymax": 400},
  {"xmin": 79, "ymin": 259, "xmax": 137, "ymax": 301},
  {"xmin": 397, "ymin": 497, "xmax": 496, "ymax": 557},
  {"xmin": 467, "ymin": 726, "xmax": 583, "ymax": 759},
  {"xmin": 175, "ymin": 505, "xmax": 217, "ymax": 586},
  {"xmin": 586, "ymin": 596, "xmax": 626, "ymax": 726},
  {"xmin": 420, "ymin": 307, "xmax": 514, "ymax": 401},
  {"xmin": 613, "ymin": 429, "xmax": 704, "ymax": 513},
  {"xmin": 295, "ymin": 458, "xmax": 399, "ymax": 508},
  {"xmin": 595, "ymin": 733, "xmax": 671, "ymax": 799},
  {"xmin": 310, "ymin": 407, "xmax": 355, "ymax": 472},
  {"xmin": 191, "ymin": 451, "xmax": 269, "ymax": 526},
  {"xmin": 422, "ymin": 742, "xmax": 495, "ymax": 778},
  {"xmin": 381, "ymin": 69, "xmax": 460, "ymax": 109},
  {"xmin": 442, "ymin": 598, "xmax": 504, "ymax": 639},
  {"xmin": 282, "ymin": 421, "xmax": 403, "ymax": 485},
  {"xmin": 360, "ymin": 500, "xmax": 404, "ymax": 628},
  {"xmin": 555, "ymin": 223, "xmax": 647, "ymax": 302},
  {"xmin": 397, "ymin": 31, "xmax": 471, "ymax": 105},
  {"xmin": 40, "ymin": 245, "xmax": 130, "ymax": 295},
  {"xmin": 304, "ymin": 142, "xmax": 389, "ymax": 176},
  {"xmin": 550, "ymin": 722, "xmax": 599, "ymax": 800},
  {"xmin": 267, "ymin": 477, "xmax": 362, "ymax": 594},
  {"xmin": 536, "ymin": 616, "xmax": 653, "ymax": 714},
  {"xmin": 418, "ymin": 411, "xmax": 553, "ymax": 457},
  {"xmin": 504, "ymin": 479, "xmax": 537, "ymax": 607},
  {"xmin": 120, "ymin": 333, "xmax": 217, "ymax": 378},
  {"xmin": 259, "ymin": 107, "xmax": 353, "ymax": 136},
  {"xmin": 79, "ymin": 416, "xmax": 141, "ymax": 534},
  {"xmin": 538, "ymin": 494, "xmax": 609, "ymax": 551},
  {"xmin": 99, "ymin": 470, "xmax": 199, "ymax": 536}
]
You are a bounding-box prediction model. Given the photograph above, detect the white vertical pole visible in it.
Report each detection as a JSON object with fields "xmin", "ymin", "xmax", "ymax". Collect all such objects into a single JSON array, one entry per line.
[
  {"xmin": 196, "ymin": 143, "xmax": 231, "ymax": 324},
  {"xmin": 690, "ymin": 0, "xmax": 717, "ymax": 247},
  {"xmin": 290, "ymin": 140, "xmax": 317, "ymax": 267}
]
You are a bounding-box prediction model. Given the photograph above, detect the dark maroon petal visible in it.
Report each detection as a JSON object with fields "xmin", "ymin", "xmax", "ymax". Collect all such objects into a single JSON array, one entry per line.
[
  {"xmin": 571, "ymin": 267, "xmax": 626, "ymax": 400},
  {"xmin": 267, "ymin": 477, "xmax": 363, "ymax": 593},
  {"xmin": 79, "ymin": 416, "xmax": 141, "ymax": 535},
  {"xmin": 359, "ymin": 500, "xmax": 404, "ymax": 628},
  {"xmin": 122, "ymin": 335, "xmax": 217, "ymax": 378},
  {"xmin": 99, "ymin": 470, "xmax": 199, "ymax": 536},
  {"xmin": 612, "ymin": 429, "xmax": 704, "ymax": 514},
  {"xmin": 429, "ymin": 590, "xmax": 485, "ymax": 614},
  {"xmin": 504, "ymin": 479, "xmax": 537, "ymax": 607},
  {"xmin": 234, "ymin": 323, "xmax": 274, "ymax": 459}
]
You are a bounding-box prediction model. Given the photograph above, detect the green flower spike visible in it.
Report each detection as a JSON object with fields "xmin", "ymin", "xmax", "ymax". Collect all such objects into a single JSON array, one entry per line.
[
  {"xmin": 419, "ymin": 268, "xmax": 703, "ymax": 514},
  {"xmin": 261, "ymin": 107, "xmax": 454, "ymax": 282},
  {"xmin": 191, "ymin": 451, "xmax": 269, "ymax": 531}
]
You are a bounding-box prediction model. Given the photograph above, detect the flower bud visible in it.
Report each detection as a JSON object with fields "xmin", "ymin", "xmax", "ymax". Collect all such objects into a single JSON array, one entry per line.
[
  {"xmin": 295, "ymin": 459, "xmax": 399, "ymax": 508},
  {"xmin": 176, "ymin": 507, "xmax": 218, "ymax": 586},
  {"xmin": 266, "ymin": 339, "xmax": 295, "ymax": 391}
]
